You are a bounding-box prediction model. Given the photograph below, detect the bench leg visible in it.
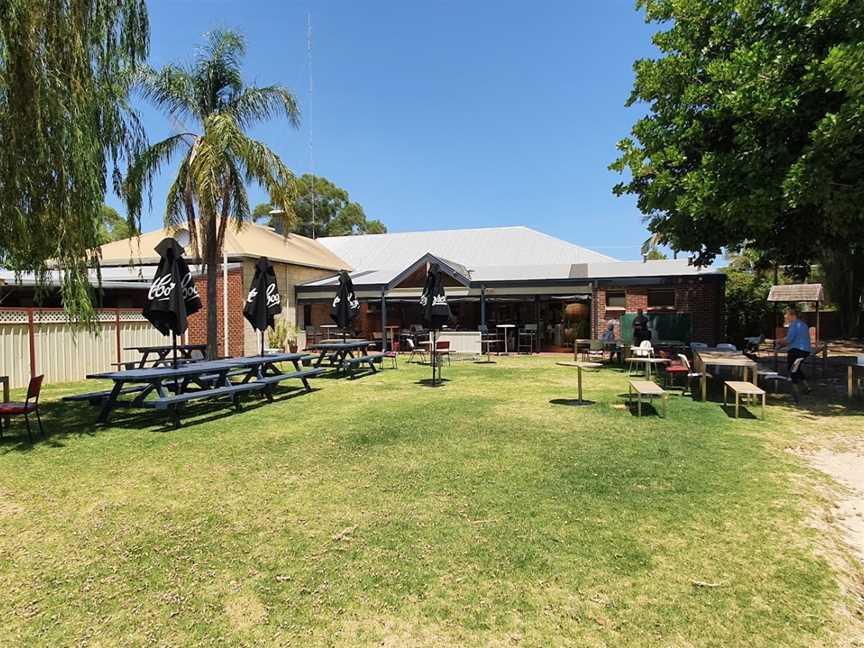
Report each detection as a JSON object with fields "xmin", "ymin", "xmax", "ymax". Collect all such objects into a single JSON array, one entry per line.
[
  {"xmin": 662, "ymin": 394, "xmax": 667, "ymax": 418},
  {"xmin": 638, "ymin": 394, "xmax": 642, "ymax": 417},
  {"xmin": 97, "ymin": 382, "xmax": 125, "ymax": 425},
  {"xmin": 761, "ymin": 393, "xmax": 765, "ymax": 420},
  {"xmin": 170, "ymin": 408, "xmax": 182, "ymax": 429},
  {"xmin": 735, "ymin": 393, "xmax": 740, "ymax": 419},
  {"xmin": 723, "ymin": 383, "xmax": 727, "ymax": 408}
]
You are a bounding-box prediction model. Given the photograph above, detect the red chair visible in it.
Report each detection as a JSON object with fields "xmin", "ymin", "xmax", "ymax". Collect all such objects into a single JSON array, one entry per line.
[
  {"xmin": 433, "ymin": 340, "xmax": 451, "ymax": 366},
  {"xmin": 0, "ymin": 375, "xmax": 45, "ymax": 442}
]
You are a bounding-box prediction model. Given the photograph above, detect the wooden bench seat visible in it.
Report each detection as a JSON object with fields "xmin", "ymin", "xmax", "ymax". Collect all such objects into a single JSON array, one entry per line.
[
  {"xmin": 723, "ymin": 381, "xmax": 766, "ymax": 419},
  {"xmin": 340, "ymin": 353, "xmax": 386, "ymax": 378},
  {"xmin": 253, "ymin": 368, "xmax": 326, "ymax": 396},
  {"xmin": 63, "ymin": 385, "xmax": 148, "ymax": 403},
  {"xmin": 628, "ymin": 380, "xmax": 668, "ymax": 417},
  {"xmin": 141, "ymin": 383, "xmax": 266, "ymax": 429}
]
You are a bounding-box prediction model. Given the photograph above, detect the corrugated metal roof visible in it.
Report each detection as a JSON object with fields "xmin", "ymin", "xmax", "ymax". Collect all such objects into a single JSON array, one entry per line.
[
  {"xmin": 0, "ymin": 263, "xmax": 245, "ymax": 289},
  {"xmin": 767, "ymin": 283, "xmax": 824, "ymax": 302},
  {"xmin": 98, "ymin": 223, "xmax": 350, "ymax": 271},
  {"xmin": 316, "ymin": 226, "xmax": 616, "ymax": 270}
]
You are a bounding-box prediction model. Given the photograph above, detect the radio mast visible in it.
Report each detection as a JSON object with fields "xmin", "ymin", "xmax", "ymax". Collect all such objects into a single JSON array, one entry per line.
[{"xmin": 307, "ymin": 11, "xmax": 316, "ymax": 239}]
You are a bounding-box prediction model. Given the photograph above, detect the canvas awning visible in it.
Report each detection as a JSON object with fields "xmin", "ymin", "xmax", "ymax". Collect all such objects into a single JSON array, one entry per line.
[{"xmin": 767, "ymin": 283, "xmax": 824, "ymax": 303}]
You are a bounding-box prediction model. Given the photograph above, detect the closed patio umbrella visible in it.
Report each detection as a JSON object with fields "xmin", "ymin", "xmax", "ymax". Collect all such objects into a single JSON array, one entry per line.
[
  {"xmin": 420, "ymin": 263, "xmax": 451, "ymax": 384},
  {"xmin": 244, "ymin": 257, "xmax": 282, "ymax": 356},
  {"xmin": 330, "ymin": 270, "xmax": 360, "ymax": 336},
  {"xmin": 143, "ymin": 237, "xmax": 202, "ymax": 367}
]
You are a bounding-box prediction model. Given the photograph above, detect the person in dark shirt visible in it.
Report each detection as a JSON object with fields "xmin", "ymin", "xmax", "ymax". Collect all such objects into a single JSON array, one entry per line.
[{"xmin": 633, "ymin": 308, "xmax": 651, "ymax": 346}]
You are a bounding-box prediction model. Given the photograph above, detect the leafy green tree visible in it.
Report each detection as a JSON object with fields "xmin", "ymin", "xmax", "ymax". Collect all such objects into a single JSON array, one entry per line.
[
  {"xmin": 0, "ymin": 0, "xmax": 149, "ymax": 320},
  {"xmin": 125, "ymin": 30, "xmax": 299, "ymax": 358},
  {"xmin": 254, "ymin": 174, "xmax": 386, "ymax": 237},
  {"xmin": 612, "ymin": 0, "xmax": 864, "ymax": 335},
  {"xmin": 98, "ymin": 205, "xmax": 138, "ymax": 244}
]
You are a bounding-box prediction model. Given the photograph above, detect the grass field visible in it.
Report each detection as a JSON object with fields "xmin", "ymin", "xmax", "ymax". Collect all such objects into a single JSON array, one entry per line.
[{"xmin": 0, "ymin": 356, "xmax": 861, "ymax": 646}]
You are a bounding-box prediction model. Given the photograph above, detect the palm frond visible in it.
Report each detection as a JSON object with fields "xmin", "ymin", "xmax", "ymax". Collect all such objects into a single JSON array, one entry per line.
[
  {"xmin": 124, "ymin": 133, "xmax": 194, "ymax": 225},
  {"xmin": 136, "ymin": 65, "xmax": 200, "ymax": 123},
  {"xmin": 227, "ymin": 85, "xmax": 301, "ymax": 130}
]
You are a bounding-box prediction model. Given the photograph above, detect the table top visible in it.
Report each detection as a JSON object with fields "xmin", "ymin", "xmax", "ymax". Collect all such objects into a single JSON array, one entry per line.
[
  {"xmin": 627, "ymin": 356, "xmax": 670, "ymax": 364},
  {"xmin": 724, "ymin": 380, "xmax": 765, "ymax": 394},
  {"xmin": 696, "ymin": 351, "xmax": 757, "ymax": 367},
  {"xmin": 88, "ymin": 353, "xmax": 307, "ymax": 381},
  {"xmin": 629, "ymin": 379, "xmax": 666, "ymax": 394},
  {"xmin": 123, "ymin": 343, "xmax": 207, "ymax": 353},
  {"xmin": 496, "ymin": 324, "xmax": 515, "ymax": 329},
  {"xmin": 309, "ymin": 340, "xmax": 371, "ymax": 351},
  {"xmin": 556, "ymin": 361, "xmax": 604, "ymax": 369}
]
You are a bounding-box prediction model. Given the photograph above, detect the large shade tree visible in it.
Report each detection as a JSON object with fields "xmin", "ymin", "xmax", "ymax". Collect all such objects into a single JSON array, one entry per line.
[
  {"xmin": 612, "ymin": 0, "xmax": 864, "ymax": 334},
  {"xmin": 254, "ymin": 174, "xmax": 387, "ymax": 237},
  {"xmin": 126, "ymin": 29, "xmax": 299, "ymax": 358},
  {"xmin": 0, "ymin": 0, "xmax": 149, "ymax": 320}
]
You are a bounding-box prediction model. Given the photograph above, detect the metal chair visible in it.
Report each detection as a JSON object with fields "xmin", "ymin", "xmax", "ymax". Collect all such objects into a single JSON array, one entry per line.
[
  {"xmin": 434, "ymin": 340, "xmax": 451, "ymax": 366},
  {"xmin": 406, "ymin": 337, "xmax": 426, "ymax": 364},
  {"xmin": 677, "ymin": 354, "xmax": 709, "ymax": 397},
  {"xmin": 0, "ymin": 375, "xmax": 45, "ymax": 442}
]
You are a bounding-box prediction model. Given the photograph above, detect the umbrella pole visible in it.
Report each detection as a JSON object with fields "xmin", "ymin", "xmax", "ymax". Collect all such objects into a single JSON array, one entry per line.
[
  {"xmin": 431, "ymin": 330, "xmax": 437, "ymax": 385},
  {"xmin": 172, "ymin": 332, "xmax": 179, "ymax": 393},
  {"xmin": 261, "ymin": 330, "xmax": 265, "ymax": 357}
]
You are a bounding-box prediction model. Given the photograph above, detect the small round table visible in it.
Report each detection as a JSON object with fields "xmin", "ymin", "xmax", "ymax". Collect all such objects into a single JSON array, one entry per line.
[
  {"xmin": 496, "ymin": 324, "xmax": 515, "ymax": 354},
  {"xmin": 556, "ymin": 361, "xmax": 603, "ymax": 405}
]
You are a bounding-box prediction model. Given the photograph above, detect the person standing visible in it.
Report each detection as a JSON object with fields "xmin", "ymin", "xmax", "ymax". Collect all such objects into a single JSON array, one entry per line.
[
  {"xmin": 601, "ymin": 320, "xmax": 621, "ymax": 363},
  {"xmin": 632, "ymin": 308, "xmax": 651, "ymax": 346},
  {"xmin": 778, "ymin": 307, "xmax": 811, "ymax": 403}
]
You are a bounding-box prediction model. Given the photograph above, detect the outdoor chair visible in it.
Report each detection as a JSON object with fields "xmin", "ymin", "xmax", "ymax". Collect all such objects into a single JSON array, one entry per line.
[
  {"xmin": 677, "ymin": 354, "xmax": 710, "ymax": 397},
  {"xmin": 0, "ymin": 375, "xmax": 45, "ymax": 442},
  {"xmin": 434, "ymin": 340, "xmax": 451, "ymax": 366},
  {"xmin": 406, "ymin": 338, "xmax": 426, "ymax": 364},
  {"xmin": 587, "ymin": 340, "xmax": 606, "ymax": 362},
  {"xmin": 716, "ymin": 343, "xmax": 738, "ymax": 352}
]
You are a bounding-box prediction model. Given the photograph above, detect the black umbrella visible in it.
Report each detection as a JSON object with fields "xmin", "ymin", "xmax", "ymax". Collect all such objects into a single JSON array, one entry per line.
[
  {"xmin": 143, "ymin": 237, "xmax": 202, "ymax": 367},
  {"xmin": 330, "ymin": 270, "xmax": 360, "ymax": 336},
  {"xmin": 419, "ymin": 263, "xmax": 451, "ymax": 384},
  {"xmin": 244, "ymin": 257, "xmax": 282, "ymax": 356}
]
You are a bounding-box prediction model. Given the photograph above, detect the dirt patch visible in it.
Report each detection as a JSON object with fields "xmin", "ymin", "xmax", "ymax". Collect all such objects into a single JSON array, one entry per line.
[
  {"xmin": 808, "ymin": 449, "xmax": 864, "ymax": 564},
  {"xmin": 223, "ymin": 593, "xmax": 267, "ymax": 631}
]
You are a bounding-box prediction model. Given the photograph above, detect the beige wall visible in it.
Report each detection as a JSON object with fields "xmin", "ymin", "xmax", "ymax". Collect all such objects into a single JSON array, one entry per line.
[{"xmin": 241, "ymin": 260, "xmax": 337, "ymax": 355}]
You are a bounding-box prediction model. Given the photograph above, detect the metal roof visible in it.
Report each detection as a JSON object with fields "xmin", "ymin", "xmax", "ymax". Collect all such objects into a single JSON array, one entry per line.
[
  {"xmin": 316, "ymin": 226, "xmax": 617, "ymax": 270},
  {"xmin": 0, "ymin": 263, "xmax": 245, "ymax": 290},
  {"xmin": 767, "ymin": 283, "xmax": 824, "ymax": 302}
]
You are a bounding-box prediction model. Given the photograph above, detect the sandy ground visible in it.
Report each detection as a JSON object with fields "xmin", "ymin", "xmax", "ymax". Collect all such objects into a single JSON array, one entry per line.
[{"xmin": 809, "ymin": 448, "xmax": 864, "ymax": 564}]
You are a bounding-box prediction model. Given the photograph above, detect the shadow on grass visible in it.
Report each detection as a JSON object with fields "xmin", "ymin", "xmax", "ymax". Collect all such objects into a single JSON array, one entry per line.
[
  {"xmin": 720, "ymin": 405, "xmax": 760, "ymax": 420},
  {"xmin": 0, "ymin": 384, "xmax": 321, "ymax": 452},
  {"xmin": 550, "ymin": 398, "xmax": 595, "ymax": 407},
  {"xmin": 415, "ymin": 378, "xmax": 451, "ymax": 388}
]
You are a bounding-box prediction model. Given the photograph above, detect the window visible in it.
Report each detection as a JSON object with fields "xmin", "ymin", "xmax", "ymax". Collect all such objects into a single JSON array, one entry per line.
[
  {"xmin": 303, "ymin": 304, "xmax": 312, "ymax": 327},
  {"xmin": 605, "ymin": 290, "xmax": 626, "ymax": 308},
  {"xmin": 648, "ymin": 289, "xmax": 675, "ymax": 308}
]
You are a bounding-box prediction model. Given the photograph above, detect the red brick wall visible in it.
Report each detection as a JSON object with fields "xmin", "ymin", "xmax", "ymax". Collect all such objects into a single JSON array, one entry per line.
[
  {"xmin": 594, "ymin": 279, "xmax": 725, "ymax": 344},
  {"xmin": 187, "ymin": 269, "xmax": 245, "ymax": 357}
]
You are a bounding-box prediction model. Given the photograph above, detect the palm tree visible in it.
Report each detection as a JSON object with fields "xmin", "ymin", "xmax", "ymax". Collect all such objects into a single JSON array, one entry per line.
[{"xmin": 125, "ymin": 29, "xmax": 298, "ymax": 358}]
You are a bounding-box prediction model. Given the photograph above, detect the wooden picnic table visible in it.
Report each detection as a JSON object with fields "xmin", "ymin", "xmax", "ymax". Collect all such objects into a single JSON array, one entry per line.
[
  {"xmin": 694, "ymin": 350, "xmax": 757, "ymax": 402},
  {"xmin": 307, "ymin": 340, "xmax": 372, "ymax": 369},
  {"xmin": 122, "ymin": 343, "xmax": 208, "ymax": 368},
  {"xmin": 66, "ymin": 353, "xmax": 319, "ymax": 427}
]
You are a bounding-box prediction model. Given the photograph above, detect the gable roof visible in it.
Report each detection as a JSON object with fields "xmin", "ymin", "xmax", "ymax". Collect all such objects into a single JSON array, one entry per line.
[
  {"xmin": 98, "ymin": 223, "xmax": 350, "ymax": 271},
  {"xmin": 767, "ymin": 283, "xmax": 824, "ymax": 303},
  {"xmin": 315, "ymin": 226, "xmax": 616, "ymax": 271}
]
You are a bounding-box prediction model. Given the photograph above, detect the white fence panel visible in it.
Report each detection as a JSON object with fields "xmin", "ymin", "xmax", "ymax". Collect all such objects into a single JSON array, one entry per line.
[{"xmin": 0, "ymin": 309, "xmax": 164, "ymax": 389}]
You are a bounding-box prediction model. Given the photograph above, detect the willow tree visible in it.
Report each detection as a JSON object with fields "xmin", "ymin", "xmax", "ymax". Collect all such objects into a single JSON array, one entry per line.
[
  {"xmin": 0, "ymin": 0, "xmax": 149, "ymax": 319},
  {"xmin": 125, "ymin": 29, "xmax": 299, "ymax": 358}
]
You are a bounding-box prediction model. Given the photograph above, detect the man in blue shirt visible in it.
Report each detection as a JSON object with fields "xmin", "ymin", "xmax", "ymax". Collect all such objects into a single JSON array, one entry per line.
[{"xmin": 779, "ymin": 307, "xmax": 811, "ymax": 403}]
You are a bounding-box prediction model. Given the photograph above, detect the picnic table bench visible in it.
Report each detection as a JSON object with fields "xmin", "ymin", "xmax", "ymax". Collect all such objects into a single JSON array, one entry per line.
[
  {"xmin": 64, "ymin": 353, "xmax": 321, "ymax": 427},
  {"xmin": 628, "ymin": 380, "xmax": 668, "ymax": 417},
  {"xmin": 339, "ymin": 352, "xmax": 386, "ymax": 379},
  {"xmin": 308, "ymin": 340, "xmax": 372, "ymax": 370},
  {"xmin": 723, "ymin": 381, "xmax": 766, "ymax": 419}
]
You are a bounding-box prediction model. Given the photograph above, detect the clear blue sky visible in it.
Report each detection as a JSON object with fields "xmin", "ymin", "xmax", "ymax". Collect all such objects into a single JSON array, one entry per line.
[{"xmin": 111, "ymin": 0, "xmax": 658, "ymax": 260}]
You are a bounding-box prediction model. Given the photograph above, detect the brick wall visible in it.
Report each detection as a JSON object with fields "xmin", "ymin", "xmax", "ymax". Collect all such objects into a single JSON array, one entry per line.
[
  {"xmin": 594, "ymin": 279, "xmax": 725, "ymax": 344},
  {"xmin": 187, "ymin": 268, "xmax": 246, "ymax": 357}
]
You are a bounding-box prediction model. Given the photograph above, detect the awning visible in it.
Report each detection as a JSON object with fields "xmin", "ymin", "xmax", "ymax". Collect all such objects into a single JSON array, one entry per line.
[{"xmin": 767, "ymin": 283, "xmax": 824, "ymax": 303}]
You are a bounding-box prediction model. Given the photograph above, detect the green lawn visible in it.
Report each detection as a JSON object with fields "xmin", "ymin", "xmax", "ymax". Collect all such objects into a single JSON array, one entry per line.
[{"xmin": 0, "ymin": 356, "xmax": 860, "ymax": 646}]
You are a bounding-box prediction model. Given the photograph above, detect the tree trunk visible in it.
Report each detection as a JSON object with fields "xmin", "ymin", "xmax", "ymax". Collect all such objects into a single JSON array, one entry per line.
[{"xmin": 206, "ymin": 214, "xmax": 219, "ymax": 359}]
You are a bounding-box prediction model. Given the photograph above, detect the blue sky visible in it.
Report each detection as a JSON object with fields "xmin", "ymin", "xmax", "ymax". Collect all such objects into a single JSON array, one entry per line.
[{"xmin": 112, "ymin": 0, "xmax": 658, "ymax": 260}]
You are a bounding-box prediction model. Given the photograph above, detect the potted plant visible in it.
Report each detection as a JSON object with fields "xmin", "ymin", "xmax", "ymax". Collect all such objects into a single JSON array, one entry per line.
[{"xmin": 268, "ymin": 320, "xmax": 300, "ymax": 353}]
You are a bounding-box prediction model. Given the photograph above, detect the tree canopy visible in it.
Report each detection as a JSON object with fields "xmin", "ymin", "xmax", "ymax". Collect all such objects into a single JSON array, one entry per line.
[
  {"xmin": 0, "ymin": 0, "xmax": 149, "ymax": 319},
  {"xmin": 255, "ymin": 174, "xmax": 386, "ymax": 237},
  {"xmin": 125, "ymin": 29, "xmax": 299, "ymax": 357},
  {"xmin": 612, "ymin": 0, "xmax": 864, "ymax": 332},
  {"xmin": 98, "ymin": 205, "xmax": 138, "ymax": 244}
]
